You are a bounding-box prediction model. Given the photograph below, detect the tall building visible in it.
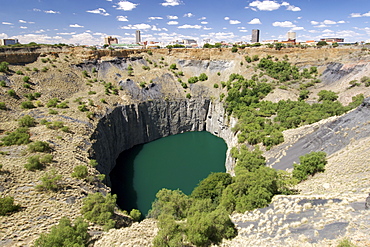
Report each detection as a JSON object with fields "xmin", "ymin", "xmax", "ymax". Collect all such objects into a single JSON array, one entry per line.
[
  {"xmin": 251, "ymin": 29, "xmax": 260, "ymax": 43},
  {"xmin": 136, "ymin": 30, "xmax": 141, "ymax": 44},
  {"xmin": 104, "ymin": 36, "xmax": 118, "ymax": 45},
  {"xmin": 287, "ymin": 32, "xmax": 296, "ymax": 41}
]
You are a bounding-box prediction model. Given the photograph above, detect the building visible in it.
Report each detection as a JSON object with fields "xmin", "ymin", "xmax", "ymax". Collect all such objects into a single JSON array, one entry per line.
[
  {"xmin": 320, "ymin": 38, "xmax": 344, "ymax": 43},
  {"xmin": 287, "ymin": 32, "xmax": 296, "ymax": 41},
  {"xmin": 136, "ymin": 30, "xmax": 141, "ymax": 44},
  {"xmin": 104, "ymin": 36, "xmax": 118, "ymax": 45},
  {"xmin": 251, "ymin": 29, "xmax": 260, "ymax": 43},
  {"xmin": 0, "ymin": 39, "xmax": 19, "ymax": 46}
]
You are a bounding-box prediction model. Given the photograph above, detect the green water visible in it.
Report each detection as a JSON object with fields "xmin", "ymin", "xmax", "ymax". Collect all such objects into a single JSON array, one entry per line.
[{"xmin": 110, "ymin": 131, "xmax": 227, "ymax": 216}]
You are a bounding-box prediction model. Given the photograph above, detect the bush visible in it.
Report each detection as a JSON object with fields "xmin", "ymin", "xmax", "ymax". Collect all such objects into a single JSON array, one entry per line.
[
  {"xmin": 318, "ymin": 90, "xmax": 338, "ymax": 102},
  {"xmin": 71, "ymin": 165, "xmax": 88, "ymax": 179},
  {"xmin": 293, "ymin": 151, "xmax": 327, "ymax": 181},
  {"xmin": 24, "ymin": 155, "xmax": 44, "ymax": 171},
  {"xmin": 231, "ymin": 46, "xmax": 238, "ymax": 53},
  {"xmin": 188, "ymin": 76, "xmax": 198, "ymax": 84},
  {"xmin": 0, "ymin": 196, "xmax": 20, "ymax": 216},
  {"xmin": 0, "ymin": 102, "xmax": 6, "ymax": 110},
  {"xmin": 214, "ymin": 83, "xmax": 219, "ymax": 88},
  {"xmin": 170, "ymin": 64, "xmax": 177, "ymax": 70},
  {"xmin": 142, "ymin": 65, "xmax": 150, "ymax": 70},
  {"xmin": 88, "ymin": 91, "xmax": 96, "ymax": 95},
  {"xmin": 81, "ymin": 192, "xmax": 116, "ymax": 230},
  {"xmin": 78, "ymin": 104, "xmax": 88, "ymax": 112},
  {"xmin": 21, "ymin": 101, "xmax": 35, "ymax": 109},
  {"xmin": 130, "ymin": 209, "xmax": 142, "ymax": 222},
  {"xmin": 48, "ymin": 109, "xmax": 58, "ymax": 115},
  {"xmin": 0, "ymin": 80, "xmax": 6, "ymax": 87},
  {"xmin": 1, "ymin": 127, "xmax": 30, "ymax": 146},
  {"xmin": 16, "ymin": 70, "xmax": 23, "ymax": 75},
  {"xmin": 46, "ymin": 98, "xmax": 59, "ymax": 108},
  {"xmin": 22, "ymin": 76, "xmax": 30, "ymax": 83},
  {"xmin": 198, "ymin": 73, "xmax": 208, "ymax": 81},
  {"xmin": 34, "ymin": 217, "xmax": 90, "ymax": 247},
  {"xmin": 18, "ymin": 115, "xmax": 36, "ymax": 127},
  {"xmin": 0, "ymin": 62, "xmax": 9, "ymax": 72},
  {"xmin": 28, "ymin": 141, "xmax": 51, "ymax": 153},
  {"xmin": 7, "ymin": 89, "xmax": 16, "ymax": 97},
  {"xmin": 186, "ymin": 93, "xmax": 191, "ymax": 99},
  {"xmin": 36, "ymin": 169, "xmax": 62, "ymax": 192},
  {"xmin": 89, "ymin": 159, "xmax": 98, "ymax": 167}
]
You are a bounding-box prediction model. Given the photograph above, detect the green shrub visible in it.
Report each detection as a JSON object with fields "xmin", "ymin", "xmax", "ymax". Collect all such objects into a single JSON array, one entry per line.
[
  {"xmin": 46, "ymin": 121, "xmax": 64, "ymax": 130},
  {"xmin": 34, "ymin": 217, "xmax": 90, "ymax": 247},
  {"xmin": 28, "ymin": 141, "xmax": 51, "ymax": 153},
  {"xmin": 24, "ymin": 155, "xmax": 43, "ymax": 171},
  {"xmin": 22, "ymin": 76, "xmax": 30, "ymax": 83},
  {"xmin": 100, "ymin": 98, "xmax": 107, "ymax": 104},
  {"xmin": 188, "ymin": 76, "xmax": 198, "ymax": 84},
  {"xmin": 46, "ymin": 98, "xmax": 59, "ymax": 108},
  {"xmin": 56, "ymin": 101, "xmax": 68, "ymax": 108},
  {"xmin": 337, "ymin": 238, "xmax": 357, "ymax": 247},
  {"xmin": 147, "ymin": 50, "xmax": 153, "ymax": 55},
  {"xmin": 82, "ymin": 70, "xmax": 89, "ymax": 77},
  {"xmin": 7, "ymin": 89, "xmax": 16, "ymax": 97},
  {"xmin": 129, "ymin": 209, "xmax": 142, "ymax": 222},
  {"xmin": 39, "ymin": 154, "xmax": 53, "ymax": 164},
  {"xmin": 142, "ymin": 65, "xmax": 150, "ymax": 70},
  {"xmin": 0, "ymin": 102, "xmax": 6, "ymax": 110},
  {"xmin": 214, "ymin": 83, "xmax": 219, "ymax": 88},
  {"xmin": 318, "ymin": 90, "xmax": 338, "ymax": 102},
  {"xmin": 170, "ymin": 64, "xmax": 177, "ymax": 70},
  {"xmin": 139, "ymin": 82, "xmax": 146, "ymax": 88},
  {"xmin": 88, "ymin": 91, "xmax": 96, "ymax": 95},
  {"xmin": 198, "ymin": 73, "xmax": 208, "ymax": 81},
  {"xmin": 89, "ymin": 159, "xmax": 98, "ymax": 167},
  {"xmin": 33, "ymin": 67, "xmax": 39, "ymax": 72},
  {"xmin": 23, "ymin": 83, "xmax": 31, "ymax": 89},
  {"xmin": 231, "ymin": 46, "xmax": 238, "ymax": 53},
  {"xmin": 18, "ymin": 115, "xmax": 36, "ymax": 127},
  {"xmin": 181, "ymin": 82, "xmax": 188, "ymax": 89},
  {"xmin": 0, "ymin": 196, "xmax": 20, "ymax": 216},
  {"xmin": 81, "ymin": 192, "xmax": 116, "ymax": 230},
  {"xmin": 0, "ymin": 62, "xmax": 9, "ymax": 72},
  {"xmin": 186, "ymin": 93, "xmax": 191, "ymax": 99},
  {"xmin": 36, "ymin": 169, "xmax": 62, "ymax": 192},
  {"xmin": 0, "ymin": 80, "xmax": 6, "ymax": 87},
  {"xmin": 293, "ymin": 151, "xmax": 327, "ymax": 181},
  {"xmin": 48, "ymin": 109, "xmax": 58, "ymax": 115},
  {"xmin": 16, "ymin": 70, "xmax": 23, "ymax": 75},
  {"xmin": 71, "ymin": 165, "xmax": 88, "ymax": 179},
  {"xmin": 61, "ymin": 126, "xmax": 70, "ymax": 132},
  {"xmin": 1, "ymin": 127, "xmax": 30, "ymax": 146},
  {"xmin": 78, "ymin": 104, "xmax": 88, "ymax": 112}
]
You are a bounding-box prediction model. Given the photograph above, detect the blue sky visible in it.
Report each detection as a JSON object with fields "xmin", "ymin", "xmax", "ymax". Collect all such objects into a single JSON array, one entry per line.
[{"xmin": 1, "ymin": 0, "xmax": 370, "ymax": 45}]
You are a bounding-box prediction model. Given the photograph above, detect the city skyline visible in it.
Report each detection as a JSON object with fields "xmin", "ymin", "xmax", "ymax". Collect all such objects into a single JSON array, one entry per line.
[{"xmin": 1, "ymin": 0, "xmax": 370, "ymax": 45}]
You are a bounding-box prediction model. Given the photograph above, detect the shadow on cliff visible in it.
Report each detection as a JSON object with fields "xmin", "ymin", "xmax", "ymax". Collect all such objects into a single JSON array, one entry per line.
[{"xmin": 110, "ymin": 144, "xmax": 144, "ymax": 213}]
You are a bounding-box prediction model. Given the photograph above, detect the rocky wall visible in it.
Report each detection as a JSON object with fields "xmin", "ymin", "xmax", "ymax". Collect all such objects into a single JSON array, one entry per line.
[{"xmin": 89, "ymin": 98, "xmax": 237, "ymax": 185}]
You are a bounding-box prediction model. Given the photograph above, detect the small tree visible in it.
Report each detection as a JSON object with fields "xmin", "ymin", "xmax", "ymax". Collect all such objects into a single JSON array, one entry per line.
[
  {"xmin": 130, "ymin": 209, "xmax": 142, "ymax": 222},
  {"xmin": 318, "ymin": 90, "xmax": 338, "ymax": 102},
  {"xmin": 36, "ymin": 169, "xmax": 62, "ymax": 192},
  {"xmin": 0, "ymin": 196, "xmax": 20, "ymax": 216},
  {"xmin": 81, "ymin": 192, "xmax": 116, "ymax": 230},
  {"xmin": 71, "ymin": 165, "xmax": 88, "ymax": 179},
  {"xmin": 170, "ymin": 64, "xmax": 177, "ymax": 70},
  {"xmin": 293, "ymin": 151, "xmax": 327, "ymax": 181},
  {"xmin": 28, "ymin": 141, "xmax": 51, "ymax": 153},
  {"xmin": 34, "ymin": 217, "xmax": 90, "ymax": 247},
  {"xmin": 0, "ymin": 62, "xmax": 9, "ymax": 72},
  {"xmin": 18, "ymin": 115, "xmax": 36, "ymax": 127},
  {"xmin": 198, "ymin": 73, "xmax": 208, "ymax": 81},
  {"xmin": 316, "ymin": 41, "xmax": 328, "ymax": 47}
]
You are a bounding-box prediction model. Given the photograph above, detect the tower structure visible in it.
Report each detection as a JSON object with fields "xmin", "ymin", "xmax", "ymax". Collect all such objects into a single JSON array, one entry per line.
[
  {"xmin": 287, "ymin": 32, "xmax": 296, "ymax": 41},
  {"xmin": 136, "ymin": 30, "xmax": 141, "ymax": 44},
  {"xmin": 251, "ymin": 29, "xmax": 260, "ymax": 43}
]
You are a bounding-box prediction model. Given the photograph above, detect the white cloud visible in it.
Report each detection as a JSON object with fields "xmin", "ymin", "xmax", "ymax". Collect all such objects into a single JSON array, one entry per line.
[
  {"xmin": 239, "ymin": 30, "xmax": 248, "ymax": 32},
  {"xmin": 57, "ymin": 32, "xmax": 77, "ymax": 35},
  {"xmin": 323, "ymin": 20, "xmax": 336, "ymax": 25},
  {"xmin": 310, "ymin": 21, "xmax": 319, "ymax": 25},
  {"xmin": 33, "ymin": 8, "xmax": 41, "ymax": 12},
  {"xmin": 229, "ymin": 20, "xmax": 241, "ymax": 24},
  {"xmin": 116, "ymin": 1, "xmax": 138, "ymax": 11},
  {"xmin": 322, "ymin": 29, "xmax": 334, "ymax": 33},
  {"xmin": 248, "ymin": 18, "xmax": 262, "ymax": 24},
  {"xmin": 19, "ymin": 20, "xmax": 27, "ymax": 23},
  {"xmin": 272, "ymin": 21, "xmax": 295, "ymax": 28},
  {"xmin": 20, "ymin": 26, "xmax": 28, "ymax": 29},
  {"xmin": 86, "ymin": 8, "xmax": 110, "ymax": 16},
  {"xmin": 70, "ymin": 24, "xmax": 84, "ymax": 28},
  {"xmin": 199, "ymin": 17, "xmax": 206, "ymax": 20},
  {"xmin": 201, "ymin": 21, "xmax": 208, "ymax": 24},
  {"xmin": 315, "ymin": 24, "xmax": 327, "ymax": 28},
  {"xmin": 0, "ymin": 33, "xmax": 8, "ymax": 39},
  {"xmin": 224, "ymin": 17, "xmax": 230, "ymax": 20},
  {"xmin": 249, "ymin": 0, "xmax": 281, "ymax": 11},
  {"xmin": 149, "ymin": 17, "xmax": 163, "ymax": 20},
  {"xmin": 117, "ymin": 16, "xmax": 129, "ymax": 21},
  {"xmin": 120, "ymin": 23, "xmax": 151, "ymax": 29},
  {"xmin": 44, "ymin": 10, "xmax": 60, "ymax": 14},
  {"xmin": 291, "ymin": 26, "xmax": 304, "ymax": 31},
  {"xmin": 161, "ymin": 0, "xmax": 183, "ymax": 7},
  {"xmin": 35, "ymin": 29, "xmax": 45, "ymax": 33},
  {"xmin": 2, "ymin": 22, "xmax": 13, "ymax": 25},
  {"xmin": 178, "ymin": 24, "xmax": 202, "ymax": 29},
  {"xmin": 167, "ymin": 15, "xmax": 178, "ymax": 19},
  {"xmin": 338, "ymin": 20, "xmax": 346, "ymax": 24},
  {"xmin": 350, "ymin": 11, "xmax": 370, "ymax": 17},
  {"xmin": 167, "ymin": 21, "xmax": 178, "ymax": 25},
  {"xmin": 286, "ymin": 5, "xmax": 301, "ymax": 11},
  {"xmin": 184, "ymin": 13, "xmax": 194, "ymax": 18}
]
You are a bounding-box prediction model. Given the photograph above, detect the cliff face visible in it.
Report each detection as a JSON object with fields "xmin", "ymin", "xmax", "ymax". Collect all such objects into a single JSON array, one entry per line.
[{"xmin": 90, "ymin": 98, "xmax": 237, "ymax": 185}]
